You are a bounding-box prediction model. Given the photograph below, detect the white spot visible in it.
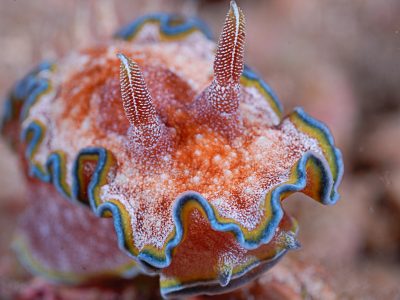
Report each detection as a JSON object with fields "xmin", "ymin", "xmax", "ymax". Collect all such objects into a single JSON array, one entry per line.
[
  {"xmin": 162, "ymin": 155, "xmax": 171, "ymax": 162},
  {"xmin": 213, "ymin": 155, "xmax": 222, "ymax": 163},
  {"xmin": 224, "ymin": 170, "xmax": 232, "ymax": 177},
  {"xmin": 247, "ymin": 176, "xmax": 255, "ymax": 183},
  {"xmin": 192, "ymin": 176, "xmax": 201, "ymax": 184}
]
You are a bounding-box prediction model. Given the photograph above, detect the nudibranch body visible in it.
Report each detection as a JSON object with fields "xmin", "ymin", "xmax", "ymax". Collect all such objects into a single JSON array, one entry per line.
[{"xmin": 2, "ymin": 2, "xmax": 343, "ymax": 298}]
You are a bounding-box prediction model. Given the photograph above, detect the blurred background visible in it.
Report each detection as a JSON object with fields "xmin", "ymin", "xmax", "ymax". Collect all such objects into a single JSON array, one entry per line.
[{"xmin": 0, "ymin": 0, "xmax": 399, "ymax": 299}]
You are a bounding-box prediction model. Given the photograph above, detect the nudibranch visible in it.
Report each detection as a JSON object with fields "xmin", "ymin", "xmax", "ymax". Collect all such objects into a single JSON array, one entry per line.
[{"xmin": 1, "ymin": 1, "xmax": 343, "ymax": 298}]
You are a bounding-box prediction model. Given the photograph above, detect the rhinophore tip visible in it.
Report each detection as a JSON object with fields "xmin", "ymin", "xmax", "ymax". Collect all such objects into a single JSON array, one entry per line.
[
  {"xmin": 215, "ymin": 1, "xmax": 245, "ymax": 85},
  {"xmin": 117, "ymin": 53, "xmax": 163, "ymax": 149},
  {"xmin": 208, "ymin": 0, "xmax": 246, "ymax": 114}
]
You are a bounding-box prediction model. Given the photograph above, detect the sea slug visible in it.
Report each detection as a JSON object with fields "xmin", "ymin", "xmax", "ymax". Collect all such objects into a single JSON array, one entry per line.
[{"xmin": 1, "ymin": 1, "xmax": 343, "ymax": 298}]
